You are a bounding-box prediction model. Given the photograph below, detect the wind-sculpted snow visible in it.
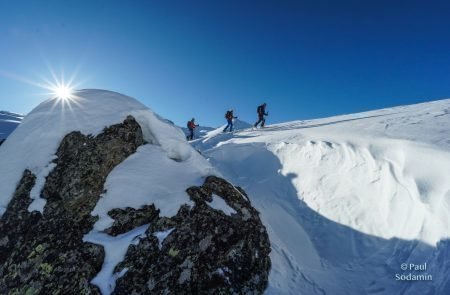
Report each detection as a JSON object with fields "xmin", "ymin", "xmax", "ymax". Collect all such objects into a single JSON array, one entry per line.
[{"xmin": 193, "ymin": 98, "xmax": 450, "ymax": 294}]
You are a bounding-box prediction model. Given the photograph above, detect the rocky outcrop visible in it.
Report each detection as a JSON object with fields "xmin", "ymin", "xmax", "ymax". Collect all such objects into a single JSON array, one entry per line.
[
  {"xmin": 0, "ymin": 116, "xmax": 144, "ymax": 294},
  {"xmin": 0, "ymin": 116, "xmax": 271, "ymax": 294},
  {"xmin": 112, "ymin": 176, "xmax": 271, "ymax": 294}
]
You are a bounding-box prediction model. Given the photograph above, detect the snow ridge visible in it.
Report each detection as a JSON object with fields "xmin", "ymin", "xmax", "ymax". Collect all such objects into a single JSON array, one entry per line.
[{"xmin": 193, "ymin": 98, "xmax": 450, "ymax": 295}]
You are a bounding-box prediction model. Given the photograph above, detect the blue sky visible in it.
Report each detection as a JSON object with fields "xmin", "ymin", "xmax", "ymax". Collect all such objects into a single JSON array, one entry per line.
[{"xmin": 1, "ymin": 0, "xmax": 450, "ymax": 127}]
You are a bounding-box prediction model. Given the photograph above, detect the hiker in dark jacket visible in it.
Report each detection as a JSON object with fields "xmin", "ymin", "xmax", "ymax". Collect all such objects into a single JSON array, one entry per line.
[
  {"xmin": 223, "ymin": 109, "xmax": 237, "ymax": 132},
  {"xmin": 254, "ymin": 103, "xmax": 268, "ymax": 128},
  {"xmin": 186, "ymin": 118, "xmax": 198, "ymax": 140}
]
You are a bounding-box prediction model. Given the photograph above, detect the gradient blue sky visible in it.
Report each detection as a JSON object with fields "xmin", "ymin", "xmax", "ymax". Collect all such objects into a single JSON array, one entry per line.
[{"xmin": 1, "ymin": 0, "xmax": 450, "ymax": 127}]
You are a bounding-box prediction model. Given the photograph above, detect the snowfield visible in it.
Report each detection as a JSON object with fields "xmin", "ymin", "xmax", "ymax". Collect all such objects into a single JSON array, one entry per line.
[
  {"xmin": 193, "ymin": 99, "xmax": 450, "ymax": 294},
  {"xmin": 1, "ymin": 90, "xmax": 449, "ymax": 294}
]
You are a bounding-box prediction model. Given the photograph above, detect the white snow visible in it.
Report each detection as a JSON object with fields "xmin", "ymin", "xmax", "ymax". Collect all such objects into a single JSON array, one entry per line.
[
  {"xmin": 0, "ymin": 89, "xmax": 212, "ymax": 216},
  {"xmin": 153, "ymin": 228, "xmax": 175, "ymax": 250},
  {"xmin": 2, "ymin": 89, "xmax": 449, "ymax": 294},
  {"xmin": 28, "ymin": 161, "xmax": 57, "ymax": 212},
  {"xmin": 193, "ymin": 99, "xmax": 450, "ymax": 295},
  {"xmin": 83, "ymin": 224, "xmax": 149, "ymax": 295},
  {"xmin": 207, "ymin": 194, "xmax": 237, "ymax": 216},
  {"xmin": 91, "ymin": 142, "xmax": 212, "ymax": 231}
]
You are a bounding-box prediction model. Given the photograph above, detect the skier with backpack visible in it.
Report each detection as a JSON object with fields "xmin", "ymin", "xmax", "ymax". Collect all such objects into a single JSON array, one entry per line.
[
  {"xmin": 186, "ymin": 118, "xmax": 198, "ymax": 141},
  {"xmin": 223, "ymin": 109, "xmax": 238, "ymax": 132},
  {"xmin": 254, "ymin": 103, "xmax": 268, "ymax": 128}
]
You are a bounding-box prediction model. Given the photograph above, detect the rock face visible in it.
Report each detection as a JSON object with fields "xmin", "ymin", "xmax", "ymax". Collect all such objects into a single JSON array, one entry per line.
[
  {"xmin": 112, "ymin": 176, "xmax": 271, "ymax": 294},
  {"xmin": 0, "ymin": 116, "xmax": 144, "ymax": 294},
  {"xmin": 0, "ymin": 116, "xmax": 271, "ymax": 294}
]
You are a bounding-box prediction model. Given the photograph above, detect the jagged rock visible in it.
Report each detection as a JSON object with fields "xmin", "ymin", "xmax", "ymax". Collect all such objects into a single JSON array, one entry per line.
[
  {"xmin": 105, "ymin": 205, "xmax": 160, "ymax": 236},
  {"xmin": 112, "ymin": 176, "xmax": 271, "ymax": 295},
  {"xmin": 0, "ymin": 116, "xmax": 144, "ymax": 294},
  {"xmin": 0, "ymin": 114, "xmax": 271, "ymax": 294}
]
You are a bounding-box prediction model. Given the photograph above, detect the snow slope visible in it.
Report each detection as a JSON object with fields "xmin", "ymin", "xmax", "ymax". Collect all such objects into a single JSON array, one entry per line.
[
  {"xmin": 181, "ymin": 124, "xmax": 215, "ymax": 139},
  {"xmin": 181, "ymin": 118, "xmax": 252, "ymax": 141},
  {"xmin": 193, "ymin": 99, "xmax": 450, "ymax": 295},
  {"xmin": 0, "ymin": 111, "xmax": 22, "ymax": 140}
]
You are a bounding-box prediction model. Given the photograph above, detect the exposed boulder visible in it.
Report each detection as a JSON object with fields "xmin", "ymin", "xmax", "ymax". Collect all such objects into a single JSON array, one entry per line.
[
  {"xmin": 113, "ymin": 176, "xmax": 271, "ymax": 294},
  {"xmin": 0, "ymin": 114, "xmax": 271, "ymax": 294},
  {"xmin": 0, "ymin": 116, "xmax": 144, "ymax": 294}
]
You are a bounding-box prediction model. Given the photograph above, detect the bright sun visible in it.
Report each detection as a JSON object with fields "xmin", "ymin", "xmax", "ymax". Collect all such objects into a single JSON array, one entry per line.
[{"xmin": 53, "ymin": 84, "xmax": 73, "ymax": 100}]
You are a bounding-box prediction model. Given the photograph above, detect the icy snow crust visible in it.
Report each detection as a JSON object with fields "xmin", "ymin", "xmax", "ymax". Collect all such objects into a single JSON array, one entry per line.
[{"xmin": 193, "ymin": 99, "xmax": 450, "ymax": 295}]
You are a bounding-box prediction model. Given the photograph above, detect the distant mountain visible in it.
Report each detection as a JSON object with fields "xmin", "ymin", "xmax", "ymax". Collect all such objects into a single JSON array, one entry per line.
[{"xmin": 0, "ymin": 111, "xmax": 23, "ymax": 144}]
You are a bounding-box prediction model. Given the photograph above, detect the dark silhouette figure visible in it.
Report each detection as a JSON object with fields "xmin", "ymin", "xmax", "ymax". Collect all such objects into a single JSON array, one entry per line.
[
  {"xmin": 223, "ymin": 109, "xmax": 238, "ymax": 132},
  {"xmin": 254, "ymin": 103, "xmax": 268, "ymax": 128},
  {"xmin": 186, "ymin": 118, "xmax": 198, "ymax": 140}
]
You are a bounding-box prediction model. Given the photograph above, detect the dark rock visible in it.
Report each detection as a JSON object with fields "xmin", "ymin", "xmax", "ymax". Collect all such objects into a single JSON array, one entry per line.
[
  {"xmin": 0, "ymin": 116, "xmax": 144, "ymax": 294},
  {"xmin": 0, "ymin": 115, "xmax": 271, "ymax": 294},
  {"xmin": 105, "ymin": 205, "xmax": 160, "ymax": 236},
  {"xmin": 113, "ymin": 176, "xmax": 271, "ymax": 295}
]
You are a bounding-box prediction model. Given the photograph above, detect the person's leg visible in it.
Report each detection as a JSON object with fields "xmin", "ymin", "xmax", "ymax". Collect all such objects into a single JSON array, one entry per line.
[
  {"xmin": 223, "ymin": 124, "xmax": 229, "ymax": 132},
  {"xmin": 230, "ymin": 120, "xmax": 234, "ymax": 132},
  {"xmin": 254, "ymin": 115, "xmax": 263, "ymax": 127},
  {"xmin": 254, "ymin": 117, "xmax": 261, "ymax": 127},
  {"xmin": 189, "ymin": 129, "xmax": 194, "ymax": 140},
  {"xmin": 261, "ymin": 118, "xmax": 266, "ymax": 127}
]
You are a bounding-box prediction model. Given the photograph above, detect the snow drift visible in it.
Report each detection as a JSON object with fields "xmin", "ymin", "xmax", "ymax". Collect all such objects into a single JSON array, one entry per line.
[{"xmin": 193, "ymin": 99, "xmax": 450, "ymax": 294}]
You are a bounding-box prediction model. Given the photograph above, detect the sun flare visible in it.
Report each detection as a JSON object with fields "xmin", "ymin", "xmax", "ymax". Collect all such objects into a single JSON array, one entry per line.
[{"xmin": 53, "ymin": 84, "xmax": 73, "ymax": 100}]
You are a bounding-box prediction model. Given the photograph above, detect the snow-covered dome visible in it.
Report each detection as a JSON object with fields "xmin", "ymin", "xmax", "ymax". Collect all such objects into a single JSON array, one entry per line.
[{"xmin": 0, "ymin": 89, "xmax": 212, "ymax": 216}]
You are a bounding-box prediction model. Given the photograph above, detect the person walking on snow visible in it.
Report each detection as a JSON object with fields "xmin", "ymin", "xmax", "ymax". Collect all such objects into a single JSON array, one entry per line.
[
  {"xmin": 186, "ymin": 118, "xmax": 198, "ymax": 140},
  {"xmin": 223, "ymin": 109, "xmax": 237, "ymax": 132},
  {"xmin": 254, "ymin": 103, "xmax": 268, "ymax": 128}
]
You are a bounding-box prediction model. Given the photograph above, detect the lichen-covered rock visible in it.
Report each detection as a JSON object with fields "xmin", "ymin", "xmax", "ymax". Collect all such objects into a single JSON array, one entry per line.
[
  {"xmin": 112, "ymin": 176, "xmax": 271, "ymax": 295},
  {"xmin": 0, "ymin": 115, "xmax": 271, "ymax": 295},
  {"xmin": 0, "ymin": 116, "xmax": 144, "ymax": 294}
]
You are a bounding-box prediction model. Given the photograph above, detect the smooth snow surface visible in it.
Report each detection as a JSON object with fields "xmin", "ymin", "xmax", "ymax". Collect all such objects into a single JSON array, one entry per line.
[
  {"xmin": 207, "ymin": 194, "xmax": 237, "ymax": 216},
  {"xmin": 91, "ymin": 143, "xmax": 212, "ymax": 231},
  {"xmin": 193, "ymin": 99, "xmax": 450, "ymax": 295},
  {"xmin": 154, "ymin": 228, "xmax": 175, "ymax": 250}
]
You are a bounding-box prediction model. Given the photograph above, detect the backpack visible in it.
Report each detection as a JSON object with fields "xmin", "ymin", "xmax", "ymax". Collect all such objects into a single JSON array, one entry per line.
[
  {"xmin": 257, "ymin": 105, "xmax": 262, "ymax": 114},
  {"xmin": 187, "ymin": 121, "xmax": 195, "ymax": 129},
  {"xmin": 225, "ymin": 111, "xmax": 231, "ymax": 119}
]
